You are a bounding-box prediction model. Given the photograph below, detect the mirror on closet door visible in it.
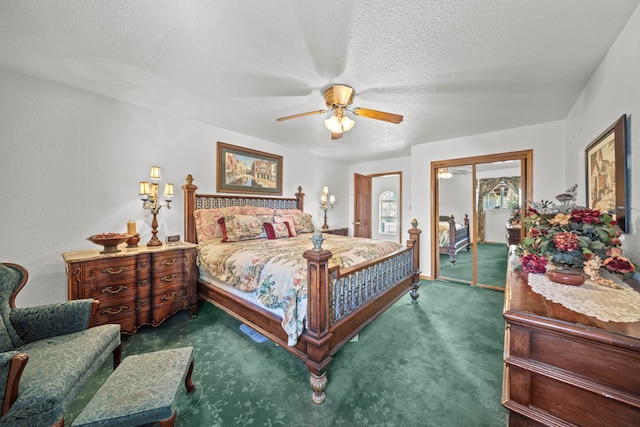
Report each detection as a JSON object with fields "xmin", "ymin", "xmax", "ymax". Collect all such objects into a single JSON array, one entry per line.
[
  {"xmin": 475, "ymin": 160, "xmax": 522, "ymax": 290},
  {"xmin": 437, "ymin": 165, "xmax": 474, "ymax": 284}
]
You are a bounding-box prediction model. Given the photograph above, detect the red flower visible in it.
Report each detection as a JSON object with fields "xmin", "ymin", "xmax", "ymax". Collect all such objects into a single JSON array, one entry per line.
[
  {"xmin": 521, "ymin": 254, "xmax": 547, "ymax": 274},
  {"xmin": 603, "ymin": 247, "xmax": 636, "ymax": 274},
  {"xmin": 553, "ymin": 232, "xmax": 579, "ymax": 252},
  {"xmin": 571, "ymin": 209, "xmax": 602, "ymax": 224}
]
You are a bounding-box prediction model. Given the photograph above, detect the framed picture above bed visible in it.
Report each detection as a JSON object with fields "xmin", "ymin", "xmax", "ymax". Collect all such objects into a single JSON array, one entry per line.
[
  {"xmin": 216, "ymin": 141, "xmax": 283, "ymax": 195},
  {"xmin": 585, "ymin": 114, "xmax": 628, "ymax": 232}
]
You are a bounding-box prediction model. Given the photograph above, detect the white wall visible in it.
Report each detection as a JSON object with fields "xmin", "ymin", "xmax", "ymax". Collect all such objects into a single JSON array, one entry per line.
[
  {"xmin": 565, "ymin": 4, "xmax": 640, "ymax": 263},
  {"xmin": 0, "ymin": 69, "xmax": 348, "ymax": 306}
]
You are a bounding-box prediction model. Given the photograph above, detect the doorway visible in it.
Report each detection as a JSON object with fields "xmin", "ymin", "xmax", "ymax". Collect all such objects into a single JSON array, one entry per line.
[
  {"xmin": 432, "ymin": 150, "xmax": 532, "ymax": 290},
  {"xmin": 354, "ymin": 172, "xmax": 403, "ymax": 243}
]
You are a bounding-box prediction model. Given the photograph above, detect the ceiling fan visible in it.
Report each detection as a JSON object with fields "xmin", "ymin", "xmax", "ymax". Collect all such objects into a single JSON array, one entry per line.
[{"xmin": 276, "ymin": 84, "xmax": 403, "ymax": 140}]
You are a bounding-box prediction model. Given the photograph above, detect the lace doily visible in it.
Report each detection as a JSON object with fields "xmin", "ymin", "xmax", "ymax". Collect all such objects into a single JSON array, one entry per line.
[{"xmin": 527, "ymin": 272, "xmax": 640, "ymax": 323}]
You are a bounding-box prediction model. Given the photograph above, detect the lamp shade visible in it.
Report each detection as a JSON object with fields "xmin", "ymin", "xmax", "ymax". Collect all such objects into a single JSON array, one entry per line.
[
  {"xmin": 149, "ymin": 166, "xmax": 161, "ymax": 180},
  {"xmin": 164, "ymin": 183, "xmax": 174, "ymax": 197},
  {"xmin": 139, "ymin": 181, "xmax": 151, "ymax": 195}
]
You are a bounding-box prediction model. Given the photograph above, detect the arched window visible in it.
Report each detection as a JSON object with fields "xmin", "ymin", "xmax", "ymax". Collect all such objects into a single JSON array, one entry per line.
[{"xmin": 379, "ymin": 191, "xmax": 398, "ymax": 234}]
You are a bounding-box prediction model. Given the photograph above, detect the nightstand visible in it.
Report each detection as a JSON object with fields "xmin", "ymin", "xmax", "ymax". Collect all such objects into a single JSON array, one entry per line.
[
  {"xmin": 322, "ymin": 227, "xmax": 349, "ymax": 236},
  {"xmin": 63, "ymin": 243, "xmax": 197, "ymax": 334}
]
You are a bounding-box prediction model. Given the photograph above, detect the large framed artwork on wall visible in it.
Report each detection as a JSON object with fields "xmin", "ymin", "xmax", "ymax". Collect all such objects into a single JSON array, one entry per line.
[
  {"xmin": 585, "ymin": 114, "xmax": 628, "ymax": 232},
  {"xmin": 216, "ymin": 141, "xmax": 283, "ymax": 195}
]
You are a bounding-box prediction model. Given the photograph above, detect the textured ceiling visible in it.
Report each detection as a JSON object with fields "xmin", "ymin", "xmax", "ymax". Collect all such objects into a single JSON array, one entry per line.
[{"xmin": 1, "ymin": 1, "xmax": 638, "ymax": 161}]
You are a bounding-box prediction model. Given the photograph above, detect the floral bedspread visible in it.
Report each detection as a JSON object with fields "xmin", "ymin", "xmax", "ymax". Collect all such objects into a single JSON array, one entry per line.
[{"xmin": 197, "ymin": 234, "xmax": 402, "ymax": 345}]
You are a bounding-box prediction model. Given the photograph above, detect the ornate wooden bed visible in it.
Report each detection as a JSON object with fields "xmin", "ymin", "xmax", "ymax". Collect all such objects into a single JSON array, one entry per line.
[
  {"xmin": 182, "ymin": 174, "xmax": 421, "ymax": 404},
  {"xmin": 438, "ymin": 214, "xmax": 470, "ymax": 264}
]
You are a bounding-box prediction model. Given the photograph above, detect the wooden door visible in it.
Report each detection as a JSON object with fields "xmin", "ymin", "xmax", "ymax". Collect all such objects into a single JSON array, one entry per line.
[{"xmin": 354, "ymin": 173, "xmax": 372, "ymax": 238}]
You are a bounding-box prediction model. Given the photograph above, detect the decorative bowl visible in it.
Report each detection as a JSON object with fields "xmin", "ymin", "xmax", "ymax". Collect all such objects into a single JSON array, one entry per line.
[
  {"xmin": 546, "ymin": 268, "xmax": 585, "ymax": 286},
  {"xmin": 87, "ymin": 233, "xmax": 131, "ymax": 254}
]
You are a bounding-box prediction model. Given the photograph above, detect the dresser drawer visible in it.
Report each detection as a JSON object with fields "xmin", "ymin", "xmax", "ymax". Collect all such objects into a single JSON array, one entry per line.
[
  {"xmin": 92, "ymin": 282, "xmax": 137, "ymax": 300},
  {"xmin": 151, "ymin": 252, "xmax": 187, "ymax": 272},
  {"xmin": 80, "ymin": 258, "xmax": 137, "ymax": 285},
  {"xmin": 95, "ymin": 296, "xmax": 137, "ymax": 328}
]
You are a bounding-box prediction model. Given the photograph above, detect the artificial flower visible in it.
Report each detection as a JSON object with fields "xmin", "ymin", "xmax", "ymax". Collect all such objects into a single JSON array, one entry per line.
[
  {"xmin": 548, "ymin": 213, "xmax": 571, "ymax": 226},
  {"xmin": 521, "ymin": 253, "xmax": 547, "ymax": 274}
]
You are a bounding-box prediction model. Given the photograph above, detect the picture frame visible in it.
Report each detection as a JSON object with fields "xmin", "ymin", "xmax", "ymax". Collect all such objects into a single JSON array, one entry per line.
[
  {"xmin": 585, "ymin": 114, "xmax": 628, "ymax": 232},
  {"xmin": 216, "ymin": 141, "xmax": 283, "ymax": 195}
]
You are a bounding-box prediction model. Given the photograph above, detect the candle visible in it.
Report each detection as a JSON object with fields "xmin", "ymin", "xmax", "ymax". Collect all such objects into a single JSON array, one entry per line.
[{"xmin": 127, "ymin": 221, "xmax": 136, "ymax": 236}]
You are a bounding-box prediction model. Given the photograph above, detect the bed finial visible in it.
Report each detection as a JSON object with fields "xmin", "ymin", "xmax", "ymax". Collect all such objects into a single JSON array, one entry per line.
[
  {"xmin": 411, "ymin": 218, "xmax": 419, "ymax": 229},
  {"xmin": 311, "ymin": 229, "xmax": 325, "ymax": 250},
  {"xmin": 186, "ymin": 174, "xmax": 194, "ymax": 185}
]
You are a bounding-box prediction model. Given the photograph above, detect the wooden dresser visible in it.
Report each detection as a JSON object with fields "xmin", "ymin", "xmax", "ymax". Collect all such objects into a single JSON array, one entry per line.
[
  {"xmin": 63, "ymin": 243, "xmax": 198, "ymax": 334},
  {"xmin": 505, "ymin": 222, "xmax": 522, "ymax": 246},
  {"xmin": 502, "ymin": 267, "xmax": 640, "ymax": 426},
  {"xmin": 322, "ymin": 227, "xmax": 349, "ymax": 236}
]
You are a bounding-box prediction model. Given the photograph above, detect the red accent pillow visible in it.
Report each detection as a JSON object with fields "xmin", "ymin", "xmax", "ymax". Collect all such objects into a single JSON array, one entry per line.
[
  {"xmin": 263, "ymin": 222, "xmax": 290, "ymax": 240},
  {"xmin": 218, "ymin": 217, "xmax": 228, "ymax": 242}
]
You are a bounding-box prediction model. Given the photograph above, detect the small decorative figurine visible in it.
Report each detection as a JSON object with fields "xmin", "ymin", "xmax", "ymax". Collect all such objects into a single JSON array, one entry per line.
[{"xmin": 311, "ymin": 229, "xmax": 325, "ymax": 250}]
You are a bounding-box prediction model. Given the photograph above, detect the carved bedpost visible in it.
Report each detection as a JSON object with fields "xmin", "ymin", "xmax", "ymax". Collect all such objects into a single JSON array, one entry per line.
[
  {"xmin": 408, "ymin": 221, "xmax": 422, "ymax": 304},
  {"xmin": 303, "ymin": 243, "xmax": 333, "ymax": 405},
  {"xmin": 182, "ymin": 175, "xmax": 198, "ymax": 244},
  {"xmin": 295, "ymin": 186, "xmax": 305, "ymax": 211}
]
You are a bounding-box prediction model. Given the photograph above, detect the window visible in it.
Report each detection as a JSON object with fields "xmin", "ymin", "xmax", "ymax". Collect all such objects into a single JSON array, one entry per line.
[
  {"xmin": 379, "ymin": 191, "xmax": 398, "ymax": 234},
  {"xmin": 482, "ymin": 181, "xmax": 519, "ymax": 210}
]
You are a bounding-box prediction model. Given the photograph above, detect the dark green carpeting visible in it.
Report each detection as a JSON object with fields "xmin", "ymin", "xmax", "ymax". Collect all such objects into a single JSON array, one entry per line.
[
  {"xmin": 440, "ymin": 243, "xmax": 508, "ymax": 288},
  {"xmin": 66, "ymin": 280, "xmax": 507, "ymax": 426}
]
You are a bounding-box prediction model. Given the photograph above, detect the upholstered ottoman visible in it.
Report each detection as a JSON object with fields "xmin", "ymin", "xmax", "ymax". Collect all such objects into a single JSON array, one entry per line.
[{"xmin": 72, "ymin": 346, "xmax": 195, "ymax": 427}]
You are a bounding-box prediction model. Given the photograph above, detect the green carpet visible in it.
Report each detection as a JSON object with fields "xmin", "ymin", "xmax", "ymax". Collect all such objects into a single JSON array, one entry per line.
[
  {"xmin": 440, "ymin": 243, "xmax": 508, "ymax": 288},
  {"xmin": 66, "ymin": 281, "xmax": 507, "ymax": 426}
]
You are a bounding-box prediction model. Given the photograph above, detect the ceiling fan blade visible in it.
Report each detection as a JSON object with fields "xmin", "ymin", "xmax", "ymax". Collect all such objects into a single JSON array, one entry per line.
[
  {"xmin": 331, "ymin": 131, "xmax": 343, "ymax": 140},
  {"xmin": 276, "ymin": 110, "xmax": 326, "ymax": 121},
  {"xmin": 333, "ymin": 84, "xmax": 354, "ymax": 106},
  {"xmin": 353, "ymin": 107, "xmax": 403, "ymax": 124}
]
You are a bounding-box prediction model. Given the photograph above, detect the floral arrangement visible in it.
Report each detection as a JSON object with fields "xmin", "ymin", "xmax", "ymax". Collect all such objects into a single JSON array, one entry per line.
[
  {"xmin": 508, "ymin": 207, "xmax": 521, "ymax": 225},
  {"xmin": 515, "ymin": 185, "xmax": 636, "ymax": 284}
]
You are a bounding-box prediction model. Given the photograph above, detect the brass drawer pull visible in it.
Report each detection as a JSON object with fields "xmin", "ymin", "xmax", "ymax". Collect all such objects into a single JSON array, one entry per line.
[
  {"xmin": 103, "ymin": 266, "xmax": 127, "ymax": 275},
  {"xmin": 161, "ymin": 257, "xmax": 179, "ymax": 266},
  {"xmin": 161, "ymin": 274, "xmax": 178, "ymax": 282},
  {"xmin": 140, "ymin": 279, "xmax": 149, "ymax": 286},
  {"xmin": 161, "ymin": 292, "xmax": 178, "ymax": 302},
  {"xmin": 101, "ymin": 285, "xmax": 127, "ymax": 294},
  {"xmin": 102, "ymin": 305, "xmax": 128, "ymax": 315}
]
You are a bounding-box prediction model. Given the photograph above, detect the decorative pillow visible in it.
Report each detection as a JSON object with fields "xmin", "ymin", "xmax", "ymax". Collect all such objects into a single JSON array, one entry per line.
[
  {"xmin": 194, "ymin": 206, "xmax": 245, "ymax": 242},
  {"xmin": 263, "ymin": 222, "xmax": 290, "ymax": 240},
  {"xmin": 244, "ymin": 206, "xmax": 275, "ymax": 216},
  {"xmin": 274, "ymin": 215, "xmax": 297, "ymax": 237},
  {"xmin": 274, "ymin": 208, "xmax": 303, "ymax": 216},
  {"xmin": 222, "ymin": 214, "xmax": 266, "ymax": 242},
  {"xmin": 290, "ymin": 212, "xmax": 315, "ymax": 233}
]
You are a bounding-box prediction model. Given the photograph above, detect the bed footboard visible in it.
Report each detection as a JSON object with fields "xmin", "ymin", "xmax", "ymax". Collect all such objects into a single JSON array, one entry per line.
[{"xmin": 302, "ymin": 227, "xmax": 421, "ymax": 404}]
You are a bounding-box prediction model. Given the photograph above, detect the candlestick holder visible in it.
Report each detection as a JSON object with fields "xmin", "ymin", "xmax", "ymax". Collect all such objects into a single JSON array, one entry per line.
[
  {"xmin": 139, "ymin": 166, "xmax": 173, "ymax": 246},
  {"xmin": 320, "ymin": 186, "xmax": 335, "ymax": 230}
]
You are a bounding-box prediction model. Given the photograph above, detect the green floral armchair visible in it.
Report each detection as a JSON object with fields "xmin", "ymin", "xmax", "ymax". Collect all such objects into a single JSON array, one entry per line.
[{"xmin": 0, "ymin": 263, "xmax": 122, "ymax": 427}]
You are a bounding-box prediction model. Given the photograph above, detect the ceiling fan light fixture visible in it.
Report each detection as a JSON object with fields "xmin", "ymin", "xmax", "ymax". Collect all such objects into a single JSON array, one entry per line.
[
  {"xmin": 438, "ymin": 168, "xmax": 453, "ymax": 179},
  {"xmin": 341, "ymin": 116, "xmax": 355, "ymax": 131},
  {"xmin": 324, "ymin": 115, "xmax": 342, "ymax": 133},
  {"xmin": 325, "ymin": 114, "xmax": 355, "ymax": 133}
]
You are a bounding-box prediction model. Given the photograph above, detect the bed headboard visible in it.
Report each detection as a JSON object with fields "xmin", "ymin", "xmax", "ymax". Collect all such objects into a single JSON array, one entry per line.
[{"xmin": 182, "ymin": 174, "xmax": 305, "ymax": 243}]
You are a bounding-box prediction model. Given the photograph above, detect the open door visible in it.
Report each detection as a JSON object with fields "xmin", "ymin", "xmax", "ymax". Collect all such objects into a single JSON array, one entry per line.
[{"xmin": 354, "ymin": 173, "xmax": 372, "ymax": 237}]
